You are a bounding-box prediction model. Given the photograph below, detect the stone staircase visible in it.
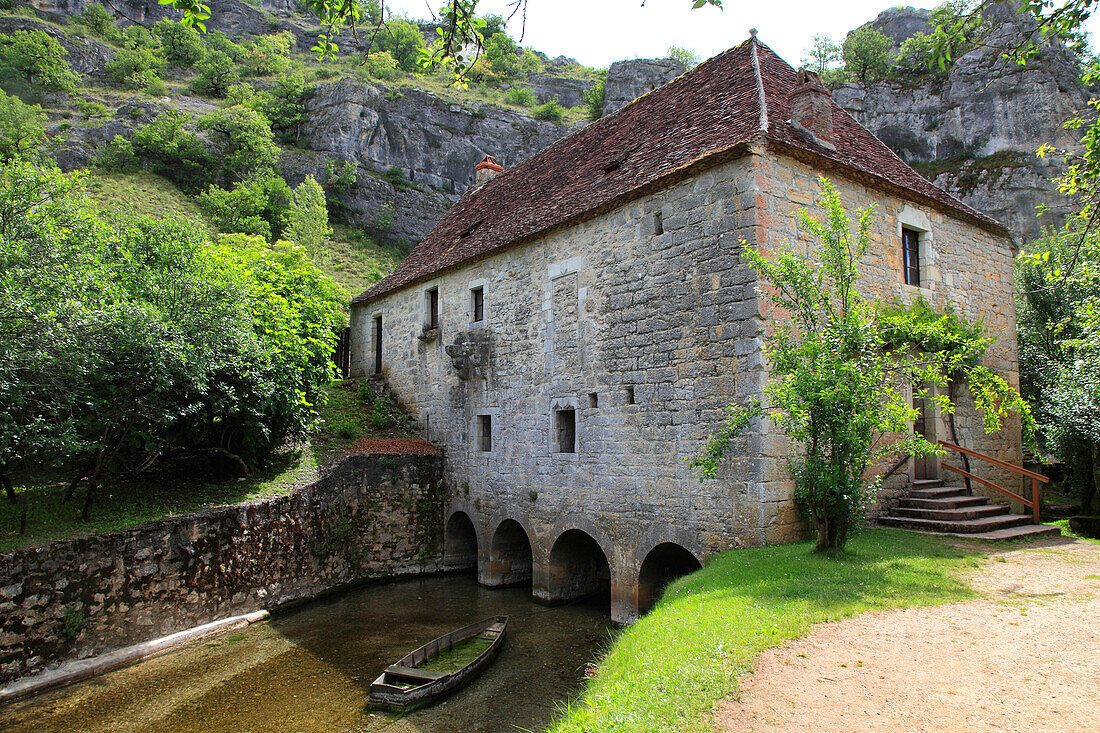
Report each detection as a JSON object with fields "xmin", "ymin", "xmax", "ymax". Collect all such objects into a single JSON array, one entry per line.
[{"xmin": 879, "ymin": 479, "xmax": 1060, "ymax": 540}]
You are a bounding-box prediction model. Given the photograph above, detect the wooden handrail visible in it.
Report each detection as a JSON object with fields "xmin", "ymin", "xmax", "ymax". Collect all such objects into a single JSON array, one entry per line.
[
  {"xmin": 937, "ymin": 440, "xmax": 1049, "ymax": 483},
  {"xmin": 937, "ymin": 440, "xmax": 1047, "ymax": 523}
]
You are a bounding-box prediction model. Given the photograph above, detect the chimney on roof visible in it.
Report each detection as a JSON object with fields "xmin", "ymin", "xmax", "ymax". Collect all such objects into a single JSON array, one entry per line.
[
  {"xmin": 474, "ymin": 155, "xmax": 504, "ymax": 187},
  {"xmin": 789, "ymin": 69, "xmax": 835, "ymax": 151}
]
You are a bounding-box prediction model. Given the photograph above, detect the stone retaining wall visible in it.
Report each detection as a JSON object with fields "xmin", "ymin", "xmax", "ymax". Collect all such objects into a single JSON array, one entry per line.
[{"xmin": 0, "ymin": 454, "xmax": 446, "ymax": 685}]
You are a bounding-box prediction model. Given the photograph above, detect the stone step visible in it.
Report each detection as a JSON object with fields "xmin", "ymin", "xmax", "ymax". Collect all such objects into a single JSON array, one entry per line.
[
  {"xmin": 957, "ymin": 524, "xmax": 1062, "ymax": 540},
  {"xmin": 878, "ymin": 513, "xmax": 1031, "ymax": 534},
  {"xmin": 902, "ymin": 495, "xmax": 990, "ymax": 510},
  {"xmin": 912, "ymin": 478, "xmax": 944, "ymax": 488},
  {"xmin": 893, "ymin": 504, "xmax": 1010, "ymax": 521},
  {"xmin": 908, "ymin": 485, "xmax": 969, "ymax": 500}
]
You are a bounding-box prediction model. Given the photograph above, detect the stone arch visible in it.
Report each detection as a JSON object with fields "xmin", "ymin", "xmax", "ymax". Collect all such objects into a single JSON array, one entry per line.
[
  {"xmin": 545, "ymin": 528, "xmax": 612, "ymax": 609},
  {"xmin": 637, "ymin": 542, "xmax": 702, "ymax": 615},
  {"xmin": 444, "ymin": 510, "xmax": 478, "ymax": 571},
  {"xmin": 485, "ymin": 518, "xmax": 533, "ymax": 587}
]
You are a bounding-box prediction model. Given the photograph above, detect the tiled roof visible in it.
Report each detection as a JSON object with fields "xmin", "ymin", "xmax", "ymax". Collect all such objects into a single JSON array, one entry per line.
[{"xmin": 353, "ymin": 37, "xmax": 1006, "ymax": 304}]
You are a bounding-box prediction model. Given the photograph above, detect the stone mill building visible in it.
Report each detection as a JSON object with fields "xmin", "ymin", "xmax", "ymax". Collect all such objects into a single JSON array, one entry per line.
[{"xmin": 349, "ymin": 34, "xmax": 1022, "ymax": 623}]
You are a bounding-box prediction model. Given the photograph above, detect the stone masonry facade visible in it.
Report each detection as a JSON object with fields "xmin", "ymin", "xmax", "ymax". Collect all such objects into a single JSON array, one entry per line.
[
  {"xmin": 350, "ymin": 146, "xmax": 1022, "ymax": 623},
  {"xmin": 0, "ymin": 454, "xmax": 445, "ymax": 685}
]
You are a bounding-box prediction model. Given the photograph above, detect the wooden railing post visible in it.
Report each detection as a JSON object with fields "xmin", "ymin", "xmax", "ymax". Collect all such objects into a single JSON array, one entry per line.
[
  {"xmin": 936, "ymin": 440, "xmax": 1049, "ymax": 523},
  {"xmin": 1031, "ymin": 477, "xmax": 1040, "ymax": 524}
]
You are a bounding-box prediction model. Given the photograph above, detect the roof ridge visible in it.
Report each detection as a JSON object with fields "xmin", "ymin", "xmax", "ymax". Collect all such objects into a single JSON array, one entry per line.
[{"xmin": 749, "ymin": 33, "xmax": 769, "ymax": 135}]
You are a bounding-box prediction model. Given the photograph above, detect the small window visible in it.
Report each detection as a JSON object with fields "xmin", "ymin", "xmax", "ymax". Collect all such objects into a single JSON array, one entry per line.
[
  {"xmin": 471, "ymin": 286, "xmax": 484, "ymax": 322},
  {"xmin": 373, "ymin": 315, "xmax": 383, "ymax": 374},
  {"xmin": 902, "ymin": 227, "xmax": 921, "ymax": 287},
  {"xmin": 477, "ymin": 414, "xmax": 492, "ymax": 452},
  {"xmin": 653, "ymin": 210, "xmax": 663, "ymax": 236},
  {"xmin": 426, "ymin": 287, "xmax": 439, "ymax": 329},
  {"xmin": 555, "ymin": 409, "xmax": 575, "ymax": 453},
  {"xmin": 588, "ymin": 392, "xmax": 599, "ymax": 408},
  {"xmin": 625, "ymin": 386, "xmax": 635, "ymax": 405}
]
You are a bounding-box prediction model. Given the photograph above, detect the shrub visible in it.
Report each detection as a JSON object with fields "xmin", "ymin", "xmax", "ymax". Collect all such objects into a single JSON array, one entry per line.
[
  {"xmin": 205, "ymin": 30, "xmax": 245, "ymax": 63},
  {"xmin": 121, "ymin": 25, "xmax": 159, "ymax": 51},
  {"xmin": 250, "ymin": 72, "xmax": 311, "ymax": 143},
  {"xmin": 364, "ymin": 51, "xmax": 400, "ymax": 81},
  {"xmin": 0, "ymin": 30, "xmax": 81, "ymax": 93},
  {"xmin": 196, "ymin": 105, "xmax": 281, "ymax": 184},
  {"xmin": 667, "ymin": 46, "xmax": 699, "ymax": 69},
  {"xmin": 504, "ymin": 85, "xmax": 535, "ymax": 107},
  {"xmin": 323, "ymin": 159, "xmax": 357, "ymax": 189},
  {"xmin": 73, "ymin": 4, "xmax": 122, "ymax": 44},
  {"xmin": 106, "ymin": 46, "xmax": 164, "ymax": 90},
  {"xmin": 285, "ymin": 175, "xmax": 331, "ymax": 254},
  {"xmin": 63, "ymin": 604, "xmax": 86, "ymax": 639},
  {"xmin": 154, "ymin": 18, "xmax": 206, "ymax": 66},
  {"xmin": 532, "ymin": 99, "xmax": 565, "ymax": 123},
  {"xmin": 224, "ymin": 82, "xmax": 256, "ymax": 107},
  {"xmin": 143, "ymin": 75, "xmax": 167, "ymax": 97},
  {"xmin": 485, "ymin": 33, "xmax": 519, "ymax": 78},
  {"xmin": 842, "ymin": 26, "xmax": 892, "ymax": 85},
  {"xmin": 0, "ymin": 90, "xmax": 46, "ymax": 163},
  {"xmin": 374, "ymin": 19, "xmax": 424, "ymax": 73},
  {"xmin": 191, "ymin": 50, "xmax": 238, "ymax": 98},
  {"xmin": 94, "ymin": 134, "xmax": 138, "ymax": 172},
  {"xmin": 582, "ymin": 77, "xmax": 605, "ymax": 120},
  {"xmin": 241, "ymin": 31, "xmax": 293, "ymax": 76},
  {"xmin": 369, "ymin": 395, "xmax": 392, "ymax": 429},
  {"xmin": 383, "ymin": 166, "xmax": 406, "ymax": 188},
  {"xmin": 76, "ymin": 98, "xmax": 109, "ymax": 119},
  {"xmin": 331, "ymin": 415, "xmax": 361, "ymax": 439},
  {"xmin": 132, "ymin": 110, "xmax": 213, "ymax": 193},
  {"xmin": 198, "ymin": 170, "xmax": 293, "ymax": 240},
  {"xmin": 356, "ymin": 380, "xmax": 375, "ymax": 404}
]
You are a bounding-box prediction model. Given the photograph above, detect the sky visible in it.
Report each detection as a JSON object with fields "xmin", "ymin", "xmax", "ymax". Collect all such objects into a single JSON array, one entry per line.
[{"xmin": 382, "ymin": 0, "xmax": 1100, "ymax": 69}]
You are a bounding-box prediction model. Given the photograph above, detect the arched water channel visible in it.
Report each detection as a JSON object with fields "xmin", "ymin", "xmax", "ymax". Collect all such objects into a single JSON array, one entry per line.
[{"xmin": 0, "ymin": 575, "xmax": 614, "ymax": 733}]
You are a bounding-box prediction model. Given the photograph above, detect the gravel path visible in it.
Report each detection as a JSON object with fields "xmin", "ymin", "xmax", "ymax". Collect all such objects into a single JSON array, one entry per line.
[{"xmin": 715, "ymin": 536, "xmax": 1100, "ymax": 733}]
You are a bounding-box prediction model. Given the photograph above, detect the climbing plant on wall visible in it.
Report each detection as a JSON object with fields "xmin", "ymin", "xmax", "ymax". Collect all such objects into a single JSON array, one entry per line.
[{"xmin": 692, "ymin": 178, "xmax": 1029, "ymax": 552}]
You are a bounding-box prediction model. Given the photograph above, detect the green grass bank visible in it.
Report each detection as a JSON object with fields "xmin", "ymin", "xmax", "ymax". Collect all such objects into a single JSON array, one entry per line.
[{"xmin": 550, "ymin": 529, "xmax": 983, "ymax": 733}]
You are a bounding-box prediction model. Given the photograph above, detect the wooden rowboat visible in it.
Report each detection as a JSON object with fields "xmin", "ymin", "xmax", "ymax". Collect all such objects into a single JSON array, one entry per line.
[{"xmin": 368, "ymin": 616, "xmax": 508, "ymax": 712}]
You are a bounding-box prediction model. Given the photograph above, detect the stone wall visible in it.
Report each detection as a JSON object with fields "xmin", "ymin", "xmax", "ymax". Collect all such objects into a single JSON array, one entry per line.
[
  {"xmin": 0, "ymin": 454, "xmax": 445, "ymax": 685},
  {"xmin": 752, "ymin": 144, "xmax": 1023, "ymax": 503},
  {"xmin": 352, "ymin": 155, "xmax": 780, "ymax": 623}
]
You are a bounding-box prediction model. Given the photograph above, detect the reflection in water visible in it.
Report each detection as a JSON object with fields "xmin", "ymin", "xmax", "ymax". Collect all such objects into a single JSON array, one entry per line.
[{"xmin": 0, "ymin": 575, "xmax": 613, "ymax": 733}]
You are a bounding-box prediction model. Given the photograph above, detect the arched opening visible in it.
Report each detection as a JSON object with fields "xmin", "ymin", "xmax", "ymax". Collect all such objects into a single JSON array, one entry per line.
[
  {"xmin": 637, "ymin": 543, "xmax": 701, "ymax": 615},
  {"xmin": 486, "ymin": 519, "xmax": 532, "ymax": 587},
  {"xmin": 444, "ymin": 511, "xmax": 477, "ymax": 571},
  {"xmin": 547, "ymin": 529, "xmax": 611, "ymax": 610}
]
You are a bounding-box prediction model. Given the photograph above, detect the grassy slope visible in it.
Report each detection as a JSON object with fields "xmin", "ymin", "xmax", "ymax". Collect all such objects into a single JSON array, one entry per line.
[
  {"xmin": 550, "ymin": 529, "xmax": 982, "ymax": 733},
  {"xmin": 84, "ymin": 170, "xmax": 207, "ymax": 223},
  {"xmin": 0, "ymin": 380, "xmax": 414, "ymax": 552}
]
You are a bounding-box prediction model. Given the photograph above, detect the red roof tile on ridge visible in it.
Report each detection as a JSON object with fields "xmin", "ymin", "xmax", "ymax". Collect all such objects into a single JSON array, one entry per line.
[{"xmin": 353, "ymin": 37, "xmax": 1006, "ymax": 305}]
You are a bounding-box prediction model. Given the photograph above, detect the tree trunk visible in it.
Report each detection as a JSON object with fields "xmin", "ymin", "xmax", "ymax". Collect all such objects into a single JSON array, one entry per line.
[
  {"xmin": 813, "ymin": 516, "xmax": 838, "ymax": 552},
  {"xmin": 1080, "ymin": 441, "xmax": 1098, "ymax": 514},
  {"xmin": 1, "ymin": 470, "xmax": 15, "ymax": 503}
]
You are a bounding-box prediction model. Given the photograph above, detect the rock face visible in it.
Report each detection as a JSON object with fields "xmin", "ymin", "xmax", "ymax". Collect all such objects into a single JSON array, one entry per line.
[
  {"xmin": 524, "ymin": 72, "xmax": 597, "ymax": 108},
  {"xmin": 833, "ymin": 6, "xmax": 1089, "ymax": 244},
  {"xmin": 603, "ymin": 58, "xmax": 685, "ymax": 114},
  {"xmin": 0, "ymin": 16, "xmax": 113, "ymax": 76}
]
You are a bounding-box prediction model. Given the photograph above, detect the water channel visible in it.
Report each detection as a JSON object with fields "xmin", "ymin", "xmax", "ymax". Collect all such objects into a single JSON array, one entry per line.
[{"xmin": 0, "ymin": 575, "xmax": 614, "ymax": 733}]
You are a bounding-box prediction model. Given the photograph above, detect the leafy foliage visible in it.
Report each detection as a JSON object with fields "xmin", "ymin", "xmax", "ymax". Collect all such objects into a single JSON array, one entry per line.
[
  {"xmin": 73, "ymin": 4, "xmax": 122, "ymax": 44},
  {"xmin": 667, "ymin": 46, "xmax": 700, "ymax": 69},
  {"xmin": 106, "ymin": 46, "xmax": 164, "ymax": 90},
  {"xmin": 695, "ymin": 179, "xmax": 1026, "ymax": 551},
  {"xmin": 154, "ymin": 18, "xmax": 207, "ymax": 66},
  {"xmin": 504, "ymin": 85, "xmax": 535, "ymax": 107},
  {"xmin": 0, "ymin": 90, "xmax": 47, "ymax": 163},
  {"xmin": 285, "ymin": 174, "xmax": 331, "ymax": 255},
  {"xmin": 532, "ymin": 98, "xmax": 565, "ymax": 123},
  {"xmin": 240, "ymin": 31, "xmax": 293, "ymax": 76},
  {"xmin": 842, "ymin": 26, "xmax": 892, "ymax": 85},
  {"xmin": 191, "ymin": 49, "xmax": 238, "ymax": 97},
  {"xmin": 94, "ymin": 135, "xmax": 139, "ymax": 173},
  {"xmin": 582, "ymin": 77, "xmax": 605, "ymax": 120},
  {"xmin": 0, "ymin": 30, "xmax": 80, "ymax": 93},
  {"xmin": 198, "ymin": 170, "xmax": 292, "ymax": 240},
  {"xmin": 196, "ymin": 105, "xmax": 281, "ymax": 184},
  {"xmin": 0, "ymin": 162, "xmax": 344, "ymax": 517},
  {"xmin": 132, "ymin": 110, "xmax": 214, "ymax": 193}
]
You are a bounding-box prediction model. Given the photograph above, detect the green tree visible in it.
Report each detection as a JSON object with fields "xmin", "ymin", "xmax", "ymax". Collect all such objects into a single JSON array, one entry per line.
[
  {"xmin": 667, "ymin": 46, "xmax": 700, "ymax": 69},
  {"xmin": 583, "ymin": 76, "xmax": 605, "ymax": 120},
  {"xmin": 197, "ymin": 105, "xmax": 281, "ymax": 184},
  {"xmin": 241, "ymin": 31, "xmax": 293, "ymax": 76},
  {"xmin": 106, "ymin": 46, "xmax": 164, "ymax": 90},
  {"xmin": 74, "ymin": 4, "xmax": 123, "ymax": 44},
  {"xmin": 154, "ymin": 18, "xmax": 207, "ymax": 66},
  {"xmin": 842, "ymin": 25, "xmax": 892, "ymax": 85},
  {"xmin": 286, "ymin": 175, "xmax": 331, "ymax": 255},
  {"xmin": 801, "ymin": 34, "xmax": 841, "ymax": 74},
  {"xmin": 132, "ymin": 110, "xmax": 214, "ymax": 193},
  {"xmin": 198, "ymin": 170, "xmax": 293, "ymax": 240},
  {"xmin": 695, "ymin": 179, "xmax": 1027, "ymax": 551},
  {"xmin": 191, "ymin": 50, "xmax": 238, "ymax": 97},
  {"xmin": 251, "ymin": 73, "xmax": 312, "ymax": 144},
  {"xmin": 378, "ymin": 18, "xmax": 426, "ymax": 73},
  {"xmin": 0, "ymin": 90, "xmax": 47, "ymax": 163},
  {"xmin": 484, "ymin": 33, "xmax": 519, "ymax": 77},
  {"xmin": 94, "ymin": 135, "xmax": 138, "ymax": 173},
  {"xmin": 0, "ymin": 30, "xmax": 81, "ymax": 92}
]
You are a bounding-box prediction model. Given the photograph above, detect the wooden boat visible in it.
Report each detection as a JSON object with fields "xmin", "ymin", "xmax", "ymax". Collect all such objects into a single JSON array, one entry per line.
[{"xmin": 369, "ymin": 616, "xmax": 508, "ymax": 711}]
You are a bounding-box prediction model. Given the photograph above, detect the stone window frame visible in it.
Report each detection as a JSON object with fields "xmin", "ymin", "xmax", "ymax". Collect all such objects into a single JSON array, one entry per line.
[
  {"xmin": 372, "ymin": 312, "xmax": 383, "ymax": 375},
  {"xmin": 472, "ymin": 409, "xmax": 497, "ymax": 455},
  {"xmin": 897, "ymin": 207, "xmax": 936, "ymax": 291},
  {"xmin": 423, "ymin": 283, "xmax": 441, "ymax": 332},
  {"xmin": 548, "ymin": 396, "xmax": 579, "ymax": 458},
  {"xmin": 468, "ymin": 276, "xmax": 488, "ymax": 326}
]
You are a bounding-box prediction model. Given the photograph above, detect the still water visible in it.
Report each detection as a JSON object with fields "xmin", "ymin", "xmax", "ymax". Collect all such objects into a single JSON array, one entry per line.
[{"xmin": 0, "ymin": 575, "xmax": 614, "ymax": 733}]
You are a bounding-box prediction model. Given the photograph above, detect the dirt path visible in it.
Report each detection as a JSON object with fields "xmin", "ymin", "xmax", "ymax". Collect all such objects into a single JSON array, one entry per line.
[{"xmin": 715, "ymin": 537, "xmax": 1100, "ymax": 733}]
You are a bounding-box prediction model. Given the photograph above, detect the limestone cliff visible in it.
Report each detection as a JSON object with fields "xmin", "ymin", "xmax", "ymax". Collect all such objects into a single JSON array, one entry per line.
[{"xmin": 833, "ymin": 5, "xmax": 1090, "ymax": 244}]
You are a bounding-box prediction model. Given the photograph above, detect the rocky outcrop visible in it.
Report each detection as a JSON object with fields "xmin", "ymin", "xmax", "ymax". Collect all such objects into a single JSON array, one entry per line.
[
  {"xmin": 305, "ymin": 78, "xmax": 569, "ymax": 194},
  {"xmin": 835, "ymin": 6, "xmax": 1089, "ymax": 244},
  {"xmin": 603, "ymin": 58, "xmax": 685, "ymax": 114},
  {"xmin": 524, "ymin": 73, "xmax": 597, "ymax": 108},
  {"xmin": 0, "ymin": 16, "xmax": 113, "ymax": 76}
]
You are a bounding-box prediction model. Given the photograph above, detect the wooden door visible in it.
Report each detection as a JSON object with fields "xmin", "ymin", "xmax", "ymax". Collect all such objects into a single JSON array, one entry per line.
[{"xmin": 913, "ymin": 392, "xmax": 930, "ymax": 479}]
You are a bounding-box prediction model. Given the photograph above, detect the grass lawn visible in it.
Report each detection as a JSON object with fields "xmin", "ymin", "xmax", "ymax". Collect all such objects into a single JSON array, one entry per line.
[
  {"xmin": 0, "ymin": 380, "xmax": 413, "ymax": 552},
  {"xmin": 549, "ymin": 528, "xmax": 984, "ymax": 733}
]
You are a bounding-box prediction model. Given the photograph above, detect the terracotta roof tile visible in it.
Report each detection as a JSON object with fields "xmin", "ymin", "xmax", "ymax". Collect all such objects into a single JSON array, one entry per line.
[{"xmin": 353, "ymin": 38, "xmax": 1006, "ymax": 304}]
